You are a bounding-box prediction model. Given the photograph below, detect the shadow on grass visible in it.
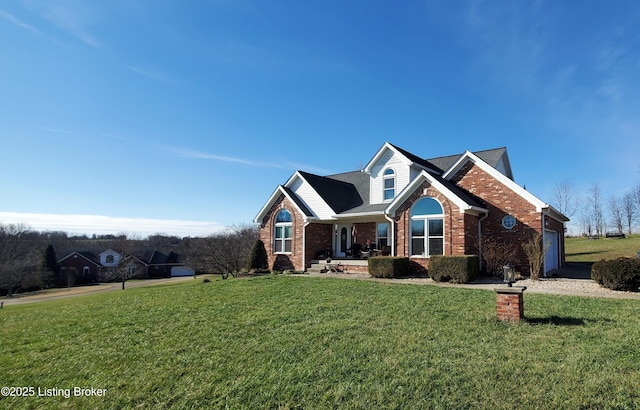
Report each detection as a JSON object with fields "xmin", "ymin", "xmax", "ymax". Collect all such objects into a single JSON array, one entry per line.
[{"xmin": 525, "ymin": 316, "xmax": 588, "ymax": 326}]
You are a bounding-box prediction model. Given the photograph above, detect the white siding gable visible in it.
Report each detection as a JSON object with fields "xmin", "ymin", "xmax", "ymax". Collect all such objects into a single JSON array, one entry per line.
[
  {"xmin": 99, "ymin": 249, "xmax": 122, "ymax": 267},
  {"xmin": 369, "ymin": 148, "xmax": 412, "ymax": 204},
  {"xmin": 289, "ymin": 175, "xmax": 335, "ymax": 219}
]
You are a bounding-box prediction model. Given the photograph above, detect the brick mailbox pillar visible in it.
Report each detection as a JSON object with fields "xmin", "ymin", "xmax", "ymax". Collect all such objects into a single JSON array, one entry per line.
[{"xmin": 494, "ymin": 286, "xmax": 527, "ymax": 322}]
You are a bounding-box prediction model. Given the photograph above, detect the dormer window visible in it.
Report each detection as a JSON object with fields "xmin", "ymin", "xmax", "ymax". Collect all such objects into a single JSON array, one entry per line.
[{"xmin": 383, "ymin": 168, "xmax": 395, "ymax": 200}]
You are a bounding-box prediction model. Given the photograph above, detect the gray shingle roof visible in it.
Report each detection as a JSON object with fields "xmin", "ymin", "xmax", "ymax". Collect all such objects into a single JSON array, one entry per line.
[
  {"xmin": 298, "ymin": 171, "xmax": 364, "ymax": 214},
  {"xmin": 288, "ymin": 144, "xmax": 508, "ymax": 216}
]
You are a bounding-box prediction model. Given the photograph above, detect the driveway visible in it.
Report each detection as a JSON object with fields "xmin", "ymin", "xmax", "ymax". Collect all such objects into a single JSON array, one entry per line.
[{"xmin": 0, "ymin": 276, "xmax": 207, "ymax": 306}]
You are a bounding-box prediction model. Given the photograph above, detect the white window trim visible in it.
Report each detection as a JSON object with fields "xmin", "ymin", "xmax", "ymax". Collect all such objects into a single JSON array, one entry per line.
[
  {"xmin": 409, "ymin": 197, "xmax": 445, "ymax": 258},
  {"xmin": 377, "ymin": 222, "xmax": 389, "ymax": 249},
  {"xmin": 274, "ymin": 210, "xmax": 293, "ymax": 254},
  {"xmin": 383, "ymin": 168, "xmax": 395, "ymax": 202}
]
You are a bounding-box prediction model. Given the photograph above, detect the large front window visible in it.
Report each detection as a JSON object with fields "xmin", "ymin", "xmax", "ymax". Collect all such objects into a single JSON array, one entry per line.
[
  {"xmin": 410, "ymin": 197, "xmax": 444, "ymax": 257},
  {"xmin": 274, "ymin": 210, "xmax": 292, "ymax": 253}
]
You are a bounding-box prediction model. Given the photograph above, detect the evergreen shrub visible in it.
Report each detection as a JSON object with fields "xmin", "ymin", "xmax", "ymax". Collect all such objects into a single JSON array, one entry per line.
[
  {"xmin": 368, "ymin": 257, "xmax": 410, "ymax": 278},
  {"xmin": 428, "ymin": 255, "xmax": 479, "ymax": 284},
  {"xmin": 591, "ymin": 258, "xmax": 640, "ymax": 292}
]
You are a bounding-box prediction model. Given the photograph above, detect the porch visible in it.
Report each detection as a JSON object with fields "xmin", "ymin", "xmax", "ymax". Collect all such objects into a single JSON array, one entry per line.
[{"xmin": 307, "ymin": 258, "xmax": 369, "ymax": 274}]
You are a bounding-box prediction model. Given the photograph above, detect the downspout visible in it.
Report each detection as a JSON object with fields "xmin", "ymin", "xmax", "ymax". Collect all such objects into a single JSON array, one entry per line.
[
  {"xmin": 541, "ymin": 208, "xmax": 549, "ymax": 278},
  {"xmin": 303, "ymin": 221, "xmax": 310, "ymax": 272},
  {"xmin": 385, "ymin": 214, "xmax": 395, "ymax": 256},
  {"xmin": 477, "ymin": 211, "xmax": 489, "ymax": 271}
]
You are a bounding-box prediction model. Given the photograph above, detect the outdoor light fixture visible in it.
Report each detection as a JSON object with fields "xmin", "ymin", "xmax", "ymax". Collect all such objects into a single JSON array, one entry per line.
[{"xmin": 503, "ymin": 264, "xmax": 515, "ymax": 287}]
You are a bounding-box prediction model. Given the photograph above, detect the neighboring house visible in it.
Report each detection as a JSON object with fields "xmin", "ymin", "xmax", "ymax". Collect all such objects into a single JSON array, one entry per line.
[
  {"xmin": 254, "ymin": 142, "xmax": 568, "ymax": 276},
  {"xmin": 58, "ymin": 248, "xmax": 186, "ymax": 283},
  {"xmin": 58, "ymin": 251, "xmax": 102, "ymax": 284}
]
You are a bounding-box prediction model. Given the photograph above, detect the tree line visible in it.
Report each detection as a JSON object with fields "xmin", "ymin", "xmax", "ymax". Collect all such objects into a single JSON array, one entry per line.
[
  {"xmin": 552, "ymin": 180, "xmax": 640, "ymax": 236},
  {"xmin": 0, "ymin": 223, "xmax": 261, "ymax": 296}
]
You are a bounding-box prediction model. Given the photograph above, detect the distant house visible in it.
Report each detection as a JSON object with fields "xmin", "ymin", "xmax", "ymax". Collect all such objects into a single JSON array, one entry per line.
[
  {"xmin": 254, "ymin": 142, "xmax": 568, "ymax": 276},
  {"xmin": 58, "ymin": 248, "xmax": 188, "ymax": 283},
  {"xmin": 58, "ymin": 251, "xmax": 102, "ymax": 284}
]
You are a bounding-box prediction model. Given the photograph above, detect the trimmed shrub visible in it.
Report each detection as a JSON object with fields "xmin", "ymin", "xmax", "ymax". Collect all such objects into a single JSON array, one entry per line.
[
  {"xmin": 246, "ymin": 239, "xmax": 269, "ymax": 272},
  {"xmin": 591, "ymin": 258, "xmax": 640, "ymax": 292},
  {"xmin": 428, "ymin": 255, "xmax": 480, "ymax": 284},
  {"xmin": 368, "ymin": 257, "xmax": 410, "ymax": 279}
]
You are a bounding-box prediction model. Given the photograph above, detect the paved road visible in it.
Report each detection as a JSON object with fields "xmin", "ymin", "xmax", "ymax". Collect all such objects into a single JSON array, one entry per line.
[{"xmin": 0, "ymin": 276, "xmax": 210, "ymax": 306}]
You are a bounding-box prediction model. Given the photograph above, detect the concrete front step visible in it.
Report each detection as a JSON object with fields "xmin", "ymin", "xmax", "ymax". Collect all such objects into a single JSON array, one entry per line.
[{"xmin": 308, "ymin": 260, "xmax": 369, "ymax": 274}]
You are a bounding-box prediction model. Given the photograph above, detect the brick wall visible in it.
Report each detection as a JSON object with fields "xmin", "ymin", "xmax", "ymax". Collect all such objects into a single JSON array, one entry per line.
[
  {"xmin": 451, "ymin": 162, "xmax": 544, "ymax": 275},
  {"xmin": 258, "ymin": 194, "xmax": 304, "ymax": 271}
]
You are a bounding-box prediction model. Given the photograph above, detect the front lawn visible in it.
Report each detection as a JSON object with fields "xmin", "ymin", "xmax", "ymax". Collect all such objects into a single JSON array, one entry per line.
[
  {"xmin": 566, "ymin": 234, "xmax": 640, "ymax": 263},
  {"xmin": 1, "ymin": 276, "xmax": 639, "ymax": 409}
]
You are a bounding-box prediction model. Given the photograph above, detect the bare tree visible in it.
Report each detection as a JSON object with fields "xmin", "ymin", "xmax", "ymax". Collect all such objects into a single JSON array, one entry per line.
[
  {"xmin": 634, "ymin": 183, "xmax": 640, "ymax": 226},
  {"xmin": 551, "ymin": 180, "xmax": 580, "ymax": 218},
  {"xmin": 185, "ymin": 225, "xmax": 259, "ymax": 275},
  {"xmin": 0, "ymin": 224, "xmax": 40, "ymax": 296},
  {"xmin": 586, "ymin": 183, "xmax": 605, "ymax": 237},
  {"xmin": 522, "ymin": 231, "xmax": 551, "ymax": 281},
  {"xmin": 608, "ymin": 195, "xmax": 624, "ymax": 234},
  {"xmin": 622, "ymin": 192, "xmax": 635, "ymax": 235}
]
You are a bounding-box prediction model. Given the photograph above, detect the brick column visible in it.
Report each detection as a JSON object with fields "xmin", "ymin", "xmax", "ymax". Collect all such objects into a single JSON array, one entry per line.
[{"xmin": 494, "ymin": 287, "xmax": 527, "ymax": 322}]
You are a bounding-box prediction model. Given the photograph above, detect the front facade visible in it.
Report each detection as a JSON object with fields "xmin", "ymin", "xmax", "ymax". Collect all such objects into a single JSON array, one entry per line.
[{"xmin": 254, "ymin": 143, "xmax": 568, "ymax": 276}]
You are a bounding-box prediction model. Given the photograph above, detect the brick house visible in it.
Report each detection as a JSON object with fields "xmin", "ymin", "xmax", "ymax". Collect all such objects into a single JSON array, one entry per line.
[
  {"xmin": 58, "ymin": 248, "xmax": 185, "ymax": 283},
  {"xmin": 254, "ymin": 142, "xmax": 568, "ymax": 276}
]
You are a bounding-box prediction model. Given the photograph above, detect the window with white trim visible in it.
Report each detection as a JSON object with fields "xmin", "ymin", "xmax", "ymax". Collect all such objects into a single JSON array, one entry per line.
[
  {"xmin": 377, "ymin": 223, "xmax": 389, "ymax": 249},
  {"xmin": 274, "ymin": 209, "xmax": 292, "ymax": 253},
  {"xmin": 383, "ymin": 168, "xmax": 395, "ymax": 201},
  {"xmin": 410, "ymin": 197, "xmax": 444, "ymax": 257}
]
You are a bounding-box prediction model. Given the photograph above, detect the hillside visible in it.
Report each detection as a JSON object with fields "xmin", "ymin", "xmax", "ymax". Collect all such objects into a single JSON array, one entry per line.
[{"xmin": 565, "ymin": 235, "xmax": 640, "ymax": 263}]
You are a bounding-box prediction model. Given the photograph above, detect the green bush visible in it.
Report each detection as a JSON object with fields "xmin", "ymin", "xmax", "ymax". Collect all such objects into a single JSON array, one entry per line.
[
  {"xmin": 428, "ymin": 255, "xmax": 479, "ymax": 284},
  {"xmin": 368, "ymin": 257, "xmax": 410, "ymax": 278},
  {"xmin": 246, "ymin": 239, "xmax": 269, "ymax": 272},
  {"xmin": 591, "ymin": 258, "xmax": 640, "ymax": 292}
]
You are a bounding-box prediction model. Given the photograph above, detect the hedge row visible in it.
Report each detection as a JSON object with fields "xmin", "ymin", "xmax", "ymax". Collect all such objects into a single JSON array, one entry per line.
[
  {"xmin": 428, "ymin": 255, "xmax": 479, "ymax": 284},
  {"xmin": 591, "ymin": 258, "xmax": 640, "ymax": 292},
  {"xmin": 368, "ymin": 257, "xmax": 410, "ymax": 278}
]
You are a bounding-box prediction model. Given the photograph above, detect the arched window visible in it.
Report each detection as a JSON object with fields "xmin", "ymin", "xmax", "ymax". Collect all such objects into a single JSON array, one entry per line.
[
  {"xmin": 383, "ymin": 169, "xmax": 395, "ymax": 200},
  {"xmin": 106, "ymin": 255, "xmax": 114, "ymax": 264},
  {"xmin": 274, "ymin": 209, "xmax": 292, "ymax": 253},
  {"xmin": 410, "ymin": 197, "xmax": 444, "ymax": 257}
]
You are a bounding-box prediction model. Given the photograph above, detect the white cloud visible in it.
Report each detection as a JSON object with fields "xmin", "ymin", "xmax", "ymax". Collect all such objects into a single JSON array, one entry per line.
[
  {"xmin": 165, "ymin": 145, "xmax": 330, "ymax": 174},
  {"xmin": 0, "ymin": 9, "xmax": 40, "ymax": 34},
  {"xmin": 0, "ymin": 212, "xmax": 226, "ymax": 238}
]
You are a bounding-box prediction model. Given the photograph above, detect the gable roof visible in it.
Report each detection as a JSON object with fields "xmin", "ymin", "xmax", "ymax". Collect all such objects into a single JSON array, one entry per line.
[
  {"xmin": 255, "ymin": 142, "xmax": 566, "ymax": 223},
  {"xmin": 298, "ymin": 171, "xmax": 364, "ymax": 214},
  {"xmin": 386, "ymin": 171, "xmax": 487, "ymax": 216},
  {"xmin": 58, "ymin": 251, "xmax": 101, "ymax": 266},
  {"xmin": 426, "ymin": 147, "xmax": 513, "ymax": 179},
  {"xmin": 253, "ymin": 184, "xmax": 315, "ymax": 224}
]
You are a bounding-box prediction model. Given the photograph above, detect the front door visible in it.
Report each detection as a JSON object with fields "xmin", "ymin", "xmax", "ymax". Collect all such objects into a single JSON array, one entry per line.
[{"xmin": 336, "ymin": 225, "xmax": 352, "ymax": 258}]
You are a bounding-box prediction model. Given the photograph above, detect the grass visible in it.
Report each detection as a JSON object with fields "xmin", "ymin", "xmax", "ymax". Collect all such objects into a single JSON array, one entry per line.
[
  {"xmin": 1, "ymin": 276, "xmax": 640, "ymax": 409},
  {"xmin": 566, "ymin": 234, "xmax": 640, "ymax": 263}
]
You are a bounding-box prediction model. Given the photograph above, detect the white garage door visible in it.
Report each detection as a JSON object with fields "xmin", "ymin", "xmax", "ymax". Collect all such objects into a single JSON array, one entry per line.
[{"xmin": 544, "ymin": 230, "xmax": 559, "ymax": 275}]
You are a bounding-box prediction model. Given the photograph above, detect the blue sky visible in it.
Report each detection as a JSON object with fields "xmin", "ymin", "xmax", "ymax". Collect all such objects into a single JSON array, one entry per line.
[{"xmin": 1, "ymin": 0, "xmax": 639, "ymax": 237}]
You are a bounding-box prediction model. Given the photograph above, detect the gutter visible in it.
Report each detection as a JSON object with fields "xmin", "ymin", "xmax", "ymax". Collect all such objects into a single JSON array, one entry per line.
[{"xmin": 384, "ymin": 214, "xmax": 396, "ymax": 256}]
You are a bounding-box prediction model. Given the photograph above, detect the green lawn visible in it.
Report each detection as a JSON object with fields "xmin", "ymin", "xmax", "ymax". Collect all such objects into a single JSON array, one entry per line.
[
  {"xmin": 566, "ymin": 234, "xmax": 640, "ymax": 263},
  {"xmin": 1, "ymin": 276, "xmax": 639, "ymax": 409}
]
